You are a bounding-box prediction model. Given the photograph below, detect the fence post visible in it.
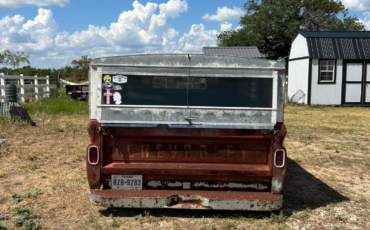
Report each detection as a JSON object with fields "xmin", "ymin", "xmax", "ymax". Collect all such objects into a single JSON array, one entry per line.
[
  {"xmin": 34, "ymin": 75, "xmax": 38, "ymax": 101},
  {"xmin": 46, "ymin": 75, "xmax": 50, "ymax": 98},
  {"xmin": 0, "ymin": 73, "xmax": 5, "ymax": 103},
  {"xmin": 20, "ymin": 74, "xmax": 25, "ymax": 103}
]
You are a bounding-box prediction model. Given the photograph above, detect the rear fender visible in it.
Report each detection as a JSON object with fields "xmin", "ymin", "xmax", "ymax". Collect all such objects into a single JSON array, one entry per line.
[{"xmin": 86, "ymin": 120, "xmax": 101, "ymax": 189}]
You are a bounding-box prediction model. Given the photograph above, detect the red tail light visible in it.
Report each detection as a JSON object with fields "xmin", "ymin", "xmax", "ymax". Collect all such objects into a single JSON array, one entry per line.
[
  {"xmin": 88, "ymin": 146, "xmax": 99, "ymax": 165},
  {"xmin": 274, "ymin": 149, "xmax": 285, "ymax": 168},
  {"xmin": 88, "ymin": 65, "xmax": 90, "ymax": 71}
]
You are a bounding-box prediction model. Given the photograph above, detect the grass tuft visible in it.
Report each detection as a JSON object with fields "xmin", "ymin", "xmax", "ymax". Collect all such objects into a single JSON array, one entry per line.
[
  {"xmin": 222, "ymin": 221, "xmax": 237, "ymax": 230},
  {"xmin": 270, "ymin": 211, "xmax": 287, "ymax": 223},
  {"xmin": 22, "ymin": 88, "xmax": 88, "ymax": 115},
  {"xmin": 12, "ymin": 189, "xmax": 42, "ymax": 203},
  {"xmin": 13, "ymin": 206, "xmax": 41, "ymax": 229}
]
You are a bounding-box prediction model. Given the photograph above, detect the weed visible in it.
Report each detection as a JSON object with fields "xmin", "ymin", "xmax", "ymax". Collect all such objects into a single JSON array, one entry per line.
[
  {"xmin": 28, "ymin": 164, "xmax": 39, "ymax": 171},
  {"xmin": 110, "ymin": 219, "xmax": 121, "ymax": 228},
  {"xmin": 335, "ymin": 214, "xmax": 346, "ymax": 222},
  {"xmin": 294, "ymin": 157, "xmax": 301, "ymax": 163},
  {"xmin": 358, "ymin": 198, "xmax": 367, "ymax": 203},
  {"xmin": 23, "ymin": 89, "xmax": 89, "ymax": 115},
  {"xmin": 277, "ymin": 227, "xmax": 289, "ymax": 230},
  {"xmin": 22, "ymin": 220, "xmax": 41, "ymax": 230},
  {"xmin": 0, "ymin": 223, "xmax": 8, "ymax": 230},
  {"xmin": 270, "ymin": 211, "xmax": 287, "ymax": 223},
  {"xmin": 12, "ymin": 189, "xmax": 42, "ymax": 203},
  {"xmin": 54, "ymin": 127, "xmax": 63, "ymax": 132},
  {"xmin": 297, "ymin": 213, "xmax": 309, "ymax": 220},
  {"xmin": 13, "ymin": 206, "xmax": 40, "ymax": 229},
  {"xmin": 222, "ymin": 221, "xmax": 237, "ymax": 230},
  {"xmin": 200, "ymin": 225, "xmax": 216, "ymax": 230},
  {"xmin": 86, "ymin": 214, "xmax": 95, "ymax": 223},
  {"xmin": 133, "ymin": 214, "xmax": 143, "ymax": 222},
  {"xmin": 173, "ymin": 224, "xmax": 181, "ymax": 230},
  {"xmin": 51, "ymin": 180, "xmax": 66, "ymax": 190}
]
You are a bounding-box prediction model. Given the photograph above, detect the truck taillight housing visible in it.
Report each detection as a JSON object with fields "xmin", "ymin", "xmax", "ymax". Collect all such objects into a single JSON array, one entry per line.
[
  {"xmin": 274, "ymin": 149, "xmax": 285, "ymax": 168},
  {"xmin": 88, "ymin": 146, "xmax": 99, "ymax": 165}
]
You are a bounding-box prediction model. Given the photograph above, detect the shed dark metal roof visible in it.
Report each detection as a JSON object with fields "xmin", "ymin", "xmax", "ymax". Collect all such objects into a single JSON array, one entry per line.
[
  {"xmin": 298, "ymin": 31, "xmax": 370, "ymax": 59},
  {"xmin": 202, "ymin": 46, "xmax": 262, "ymax": 58}
]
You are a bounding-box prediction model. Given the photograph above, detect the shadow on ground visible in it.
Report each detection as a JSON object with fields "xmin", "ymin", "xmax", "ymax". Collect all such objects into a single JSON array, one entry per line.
[{"xmin": 99, "ymin": 158, "xmax": 349, "ymax": 219}]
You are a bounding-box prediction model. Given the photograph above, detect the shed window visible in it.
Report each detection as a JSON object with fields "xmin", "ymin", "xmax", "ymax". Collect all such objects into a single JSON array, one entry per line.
[{"xmin": 320, "ymin": 60, "xmax": 335, "ymax": 82}]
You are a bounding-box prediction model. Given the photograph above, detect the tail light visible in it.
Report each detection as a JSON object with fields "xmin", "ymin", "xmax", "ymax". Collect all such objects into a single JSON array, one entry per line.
[
  {"xmin": 88, "ymin": 146, "xmax": 99, "ymax": 165},
  {"xmin": 274, "ymin": 149, "xmax": 285, "ymax": 168},
  {"xmin": 88, "ymin": 65, "xmax": 90, "ymax": 71}
]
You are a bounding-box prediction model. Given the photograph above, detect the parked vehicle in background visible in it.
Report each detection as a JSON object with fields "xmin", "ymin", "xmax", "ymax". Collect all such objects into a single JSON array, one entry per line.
[
  {"xmin": 86, "ymin": 54, "xmax": 287, "ymax": 211},
  {"xmin": 66, "ymin": 85, "xmax": 89, "ymax": 100}
]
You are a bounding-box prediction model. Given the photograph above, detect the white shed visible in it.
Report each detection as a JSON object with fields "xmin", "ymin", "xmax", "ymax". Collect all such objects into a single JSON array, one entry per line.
[{"xmin": 288, "ymin": 31, "xmax": 370, "ymax": 106}]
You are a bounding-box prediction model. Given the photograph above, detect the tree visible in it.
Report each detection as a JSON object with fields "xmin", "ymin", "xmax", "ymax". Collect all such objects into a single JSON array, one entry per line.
[
  {"xmin": 13, "ymin": 51, "xmax": 30, "ymax": 70},
  {"xmin": 60, "ymin": 55, "xmax": 92, "ymax": 81},
  {"xmin": 217, "ymin": 0, "xmax": 365, "ymax": 62},
  {"xmin": 0, "ymin": 50, "xmax": 13, "ymax": 66}
]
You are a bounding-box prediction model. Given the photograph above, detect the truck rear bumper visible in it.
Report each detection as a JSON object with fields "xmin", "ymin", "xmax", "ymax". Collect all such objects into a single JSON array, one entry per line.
[{"xmin": 89, "ymin": 189, "xmax": 282, "ymax": 211}]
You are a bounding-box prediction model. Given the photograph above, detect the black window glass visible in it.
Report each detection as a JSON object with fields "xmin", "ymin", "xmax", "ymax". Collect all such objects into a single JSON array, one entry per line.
[
  {"xmin": 101, "ymin": 75, "xmax": 273, "ymax": 108},
  {"xmin": 188, "ymin": 77, "xmax": 273, "ymax": 108}
]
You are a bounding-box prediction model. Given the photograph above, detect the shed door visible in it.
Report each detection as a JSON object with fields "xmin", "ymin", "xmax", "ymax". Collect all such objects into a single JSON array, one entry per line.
[
  {"xmin": 343, "ymin": 62, "xmax": 363, "ymax": 104},
  {"xmin": 366, "ymin": 64, "xmax": 370, "ymax": 104}
]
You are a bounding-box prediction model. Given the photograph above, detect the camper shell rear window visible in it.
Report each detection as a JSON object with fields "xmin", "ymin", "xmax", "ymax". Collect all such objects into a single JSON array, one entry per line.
[{"xmin": 101, "ymin": 75, "xmax": 273, "ymax": 108}]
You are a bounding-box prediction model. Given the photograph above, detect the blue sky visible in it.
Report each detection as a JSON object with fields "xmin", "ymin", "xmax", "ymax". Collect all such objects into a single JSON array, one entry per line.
[{"xmin": 0, "ymin": 0, "xmax": 370, "ymax": 69}]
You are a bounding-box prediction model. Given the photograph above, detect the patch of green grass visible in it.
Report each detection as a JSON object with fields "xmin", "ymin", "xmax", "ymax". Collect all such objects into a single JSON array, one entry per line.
[
  {"xmin": 0, "ymin": 223, "xmax": 8, "ymax": 230},
  {"xmin": 200, "ymin": 225, "xmax": 216, "ymax": 230},
  {"xmin": 270, "ymin": 211, "xmax": 287, "ymax": 223},
  {"xmin": 12, "ymin": 189, "xmax": 42, "ymax": 203},
  {"xmin": 133, "ymin": 214, "xmax": 143, "ymax": 222},
  {"xmin": 86, "ymin": 214, "xmax": 95, "ymax": 223},
  {"xmin": 110, "ymin": 219, "xmax": 121, "ymax": 228},
  {"xmin": 0, "ymin": 215, "xmax": 8, "ymax": 220},
  {"xmin": 22, "ymin": 88, "xmax": 88, "ymax": 115},
  {"xmin": 335, "ymin": 214, "xmax": 346, "ymax": 222},
  {"xmin": 13, "ymin": 206, "xmax": 41, "ymax": 229},
  {"xmin": 173, "ymin": 224, "xmax": 181, "ymax": 230},
  {"xmin": 358, "ymin": 198, "xmax": 367, "ymax": 203},
  {"xmin": 222, "ymin": 221, "xmax": 237, "ymax": 230}
]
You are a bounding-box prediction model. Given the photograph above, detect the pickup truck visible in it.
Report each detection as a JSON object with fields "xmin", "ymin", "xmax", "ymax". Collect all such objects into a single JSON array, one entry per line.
[{"xmin": 86, "ymin": 54, "xmax": 287, "ymax": 211}]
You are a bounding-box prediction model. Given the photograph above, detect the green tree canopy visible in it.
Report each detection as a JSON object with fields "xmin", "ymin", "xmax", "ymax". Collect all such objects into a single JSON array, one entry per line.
[
  {"xmin": 60, "ymin": 55, "xmax": 92, "ymax": 81},
  {"xmin": 217, "ymin": 0, "xmax": 365, "ymax": 62}
]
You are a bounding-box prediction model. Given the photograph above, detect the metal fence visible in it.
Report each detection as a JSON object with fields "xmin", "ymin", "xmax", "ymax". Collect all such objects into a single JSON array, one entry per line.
[{"xmin": 0, "ymin": 73, "xmax": 50, "ymax": 103}]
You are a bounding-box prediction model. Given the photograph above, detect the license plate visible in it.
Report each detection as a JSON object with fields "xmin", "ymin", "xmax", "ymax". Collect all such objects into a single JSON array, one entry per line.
[{"xmin": 111, "ymin": 175, "xmax": 142, "ymax": 190}]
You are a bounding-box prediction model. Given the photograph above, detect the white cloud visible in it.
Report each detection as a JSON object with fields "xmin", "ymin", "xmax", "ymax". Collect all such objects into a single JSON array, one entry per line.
[
  {"xmin": 359, "ymin": 18, "xmax": 370, "ymax": 30},
  {"xmin": 0, "ymin": 8, "xmax": 57, "ymax": 53},
  {"xmin": 0, "ymin": 0, "xmax": 69, "ymax": 10},
  {"xmin": 341, "ymin": 0, "xmax": 370, "ymax": 12},
  {"xmin": 0, "ymin": 0, "xmax": 219, "ymax": 68},
  {"xmin": 175, "ymin": 24, "xmax": 218, "ymax": 52},
  {"xmin": 202, "ymin": 6, "xmax": 244, "ymax": 22},
  {"xmin": 220, "ymin": 22, "xmax": 232, "ymax": 31},
  {"xmin": 159, "ymin": 0, "xmax": 188, "ymax": 18}
]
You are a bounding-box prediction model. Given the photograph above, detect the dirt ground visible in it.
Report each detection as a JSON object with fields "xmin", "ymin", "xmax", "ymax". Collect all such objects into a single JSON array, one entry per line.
[{"xmin": 0, "ymin": 105, "xmax": 369, "ymax": 229}]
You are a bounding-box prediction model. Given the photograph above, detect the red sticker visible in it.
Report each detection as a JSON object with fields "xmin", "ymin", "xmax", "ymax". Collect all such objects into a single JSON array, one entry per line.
[{"xmin": 103, "ymin": 90, "xmax": 113, "ymax": 105}]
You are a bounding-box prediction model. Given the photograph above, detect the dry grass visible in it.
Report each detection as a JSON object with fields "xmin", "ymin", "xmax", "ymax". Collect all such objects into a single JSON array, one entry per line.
[{"xmin": 0, "ymin": 105, "xmax": 370, "ymax": 229}]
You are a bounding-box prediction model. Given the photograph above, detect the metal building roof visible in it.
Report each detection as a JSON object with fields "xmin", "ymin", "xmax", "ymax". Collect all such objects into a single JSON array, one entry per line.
[
  {"xmin": 202, "ymin": 46, "xmax": 262, "ymax": 58},
  {"xmin": 298, "ymin": 31, "xmax": 370, "ymax": 59}
]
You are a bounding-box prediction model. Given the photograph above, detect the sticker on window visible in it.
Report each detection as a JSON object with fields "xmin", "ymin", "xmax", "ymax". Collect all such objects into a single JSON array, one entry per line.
[
  {"xmin": 113, "ymin": 85, "xmax": 122, "ymax": 91},
  {"xmin": 113, "ymin": 92, "xmax": 122, "ymax": 105},
  {"xmin": 102, "ymin": 82, "xmax": 114, "ymax": 90},
  {"xmin": 103, "ymin": 75, "xmax": 112, "ymax": 83},
  {"xmin": 103, "ymin": 90, "xmax": 113, "ymax": 105},
  {"xmin": 113, "ymin": 75, "xmax": 127, "ymax": 84}
]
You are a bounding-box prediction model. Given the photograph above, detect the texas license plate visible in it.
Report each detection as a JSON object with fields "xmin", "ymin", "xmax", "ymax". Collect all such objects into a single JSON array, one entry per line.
[{"xmin": 111, "ymin": 175, "xmax": 142, "ymax": 190}]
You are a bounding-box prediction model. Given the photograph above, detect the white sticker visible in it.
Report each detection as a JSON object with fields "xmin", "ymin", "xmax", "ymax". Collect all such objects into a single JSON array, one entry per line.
[
  {"xmin": 113, "ymin": 92, "xmax": 122, "ymax": 105},
  {"xmin": 113, "ymin": 75, "xmax": 127, "ymax": 84}
]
